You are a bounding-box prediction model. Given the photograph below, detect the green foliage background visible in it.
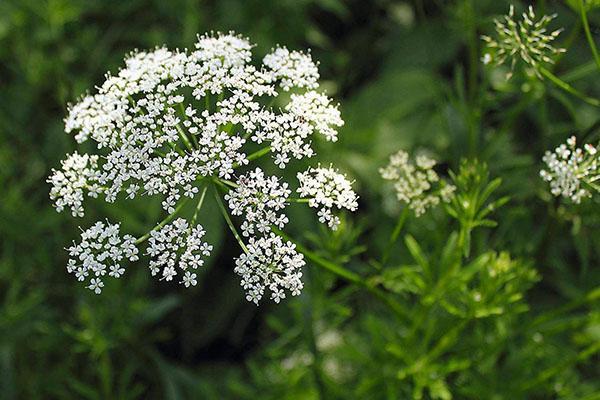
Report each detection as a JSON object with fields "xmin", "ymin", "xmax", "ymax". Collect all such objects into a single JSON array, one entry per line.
[{"xmin": 0, "ymin": 0, "xmax": 599, "ymax": 398}]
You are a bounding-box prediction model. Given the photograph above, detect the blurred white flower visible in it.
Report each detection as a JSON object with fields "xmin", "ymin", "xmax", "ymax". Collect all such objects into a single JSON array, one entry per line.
[
  {"xmin": 540, "ymin": 136, "xmax": 599, "ymax": 203},
  {"xmin": 380, "ymin": 150, "xmax": 455, "ymax": 216}
]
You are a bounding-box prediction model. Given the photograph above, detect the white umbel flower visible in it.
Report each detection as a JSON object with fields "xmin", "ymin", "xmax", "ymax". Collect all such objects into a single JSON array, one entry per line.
[
  {"xmin": 540, "ymin": 136, "xmax": 599, "ymax": 203},
  {"xmin": 48, "ymin": 152, "xmax": 103, "ymax": 217},
  {"xmin": 380, "ymin": 150, "xmax": 455, "ymax": 217},
  {"xmin": 67, "ymin": 221, "xmax": 139, "ymax": 294},
  {"xmin": 234, "ymin": 233, "xmax": 305, "ymax": 304},
  {"xmin": 52, "ymin": 32, "xmax": 357, "ymax": 303},
  {"xmin": 297, "ymin": 166, "xmax": 359, "ymax": 230},
  {"xmin": 147, "ymin": 218, "xmax": 213, "ymax": 284},
  {"xmin": 225, "ymin": 168, "xmax": 291, "ymax": 237}
]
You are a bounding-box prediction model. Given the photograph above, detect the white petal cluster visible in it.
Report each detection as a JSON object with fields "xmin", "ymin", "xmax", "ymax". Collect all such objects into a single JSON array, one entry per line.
[
  {"xmin": 147, "ymin": 218, "xmax": 213, "ymax": 286},
  {"xmin": 225, "ymin": 168, "xmax": 291, "ymax": 237},
  {"xmin": 48, "ymin": 152, "xmax": 103, "ymax": 217},
  {"xmin": 252, "ymin": 91, "xmax": 343, "ymax": 168},
  {"xmin": 263, "ymin": 47, "xmax": 319, "ymax": 91},
  {"xmin": 52, "ymin": 32, "xmax": 356, "ymax": 303},
  {"xmin": 380, "ymin": 150, "xmax": 455, "ymax": 217},
  {"xmin": 235, "ymin": 233, "xmax": 305, "ymax": 304},
  {"xmin": 297, "ymin": 166, "xmax": 359, "ymax": 230},
  {"xmin": 481, "ymin": 5, "xmax": 565, "ymax": 79},
  {"xmin": 540, "ymin": 136, "xmax": 599, "ymax": 203},
  {"xmin": 67, "ymin": 221, "xmax": 139, "ymax": 294}
]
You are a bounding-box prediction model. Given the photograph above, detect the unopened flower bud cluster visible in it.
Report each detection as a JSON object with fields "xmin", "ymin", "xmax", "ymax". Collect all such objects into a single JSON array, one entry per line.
[{"xmin": 481, "ymin": 5, "xmax": 565, "ymax": 79}]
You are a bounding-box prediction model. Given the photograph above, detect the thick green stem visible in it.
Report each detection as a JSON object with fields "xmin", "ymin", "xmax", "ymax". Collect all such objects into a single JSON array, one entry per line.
[
  {"xmin": 135, "ymin": 198, "xmax": 190, "ymax": 245},
  {"xmin": 540, "ymin": 67, "xmax": 600, "ymax": 107},
  {"xmin": 579, "ymin": 0, "xmax": 600, "ymax": 71}
]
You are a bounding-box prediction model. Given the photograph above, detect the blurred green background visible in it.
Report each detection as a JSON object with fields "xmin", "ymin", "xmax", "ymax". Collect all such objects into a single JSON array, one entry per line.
[{"xmin": 1, "ymin": 0, "xmax": 599, "ymax": 398}]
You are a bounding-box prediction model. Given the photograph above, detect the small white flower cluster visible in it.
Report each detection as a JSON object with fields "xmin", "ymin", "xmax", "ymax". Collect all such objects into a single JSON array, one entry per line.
[
  {"xmin": 51, "ymin": 32, "xmax": 357, "ymax": 303},
  {"xmin": 235, "ymin": 233, "xmax": 305, "ymax": 304},
  {"xmin": 297, "ymin": 166, "xmax": 359, "ymax": 230},
  {"xmin": 67, "ymin": 221, "xmax": 139, "ymax": 293},
  {"xmin": 540, "ymin": 136, "xmax": 599, "ymax": 203},
  {"xmin": 252, "ymin": 91, "xmax": 343, "ymax": 168},
  {"xmin": 147, "ymin": 218, "xmax": 213, "ymax": 286},
  {"xmin": 481, "ymin": 5, "xmax": 565, "ymax": 79},
  {"xmin": 225, "ymin": 168, "xmax": 291, "ymax": 237},
  {"xmin": 263, "ymin": 47, "xmax": 319, "ymax": 91},
  {"xmin": 380, "ymin": 150, "xmax": 455, "ymax": 217},
  {"xmin": 226, "ymin": 168, "xmax": 303, "ymax": 303},
  {"xmin": 48, "ymin": 152, "xmax": 103, "ymax": 217}
]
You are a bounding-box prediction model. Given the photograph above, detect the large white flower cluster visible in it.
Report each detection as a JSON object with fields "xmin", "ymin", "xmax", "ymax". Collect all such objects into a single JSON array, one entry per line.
[
  {"xmin": 380, "ymin": 150, "xmax": 455, "ymax": 217},
  {"xmin": 540, "ymin": 136, "xmax": 599, "ymax": 203},
  {"xmin": 50, "ymin": 32, "xmax": 357, "ymax": 302}
]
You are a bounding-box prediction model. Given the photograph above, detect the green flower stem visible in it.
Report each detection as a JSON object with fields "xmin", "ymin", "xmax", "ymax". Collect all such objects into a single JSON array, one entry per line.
[
  {"xmin": 135, "ymin": 198, "xmax": 190, "ymax": 244},
  {"xmin": 540, "ymin": 67, "xmax": 600, "ymax": 107},
  {"xmin": 521, "ymin": 340, "xmax": 600, "ymax": 391},
  {"xmin": 218, "ymin": 178, "xmax": 238, "ymax": 188},
  {"xmin": 231, "ymin": 146, "xmax": 271, "ymax": 169},
  {"xmin": 273, "ymin": 228, "xmax": 410, "ymax": 321},
  {"xmin": 213, "ymin": 186, "xmax": 249, "ymax": 254},
  {"xmin": 178, "ymin": 103, "xmax": 199, "ymax": 148},
  {"xmin": 247, "ymin": 146, "xmax": 272, "ymax": 163},
  {"xmin": 176, "ymin": 124, "xmax": 194, "ymax": 151},
  {"xmin": 190, "ymin": 185, "xmax": 209, "ymax": 226},
  {"xmin": 578, "ymin": 0, "xmax": 600, "ymax": 71},
  {"xmin": 381, "ymin": 206, "xmax": 410, "ymax": 265},
  {"xmin": 287, "ymin": 198, "xmax": 311, "ymax": 203}
]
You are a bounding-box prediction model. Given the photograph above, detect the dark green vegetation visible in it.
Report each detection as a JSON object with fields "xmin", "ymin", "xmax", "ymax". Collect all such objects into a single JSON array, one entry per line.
[{"xmin": 1, "ymin": 0, "xmax": 599, "ymax": 398}]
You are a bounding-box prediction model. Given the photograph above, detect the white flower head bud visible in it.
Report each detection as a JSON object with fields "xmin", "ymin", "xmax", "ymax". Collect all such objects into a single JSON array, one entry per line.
[
  {"xmin": 540, "ymin": 136, "xmax": 599, "ymax": 203},
  {"xmin": 297, "ymin": 165, "xmax": 359, "ymax": 230},
  {"xmin": 481, "ymin": 5, "xmax": 566, "ymax": 79},
  {"xmin": 380, "ymin": 150, "xmax": 455, "ymax": 217},
  {"xmin": 67, "ymin": 221, "xmax": 139, "ymax": 294}
]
